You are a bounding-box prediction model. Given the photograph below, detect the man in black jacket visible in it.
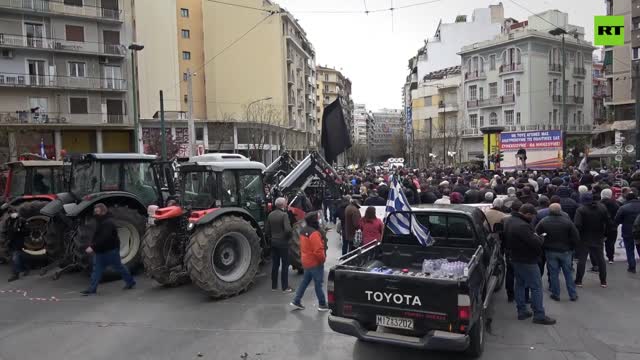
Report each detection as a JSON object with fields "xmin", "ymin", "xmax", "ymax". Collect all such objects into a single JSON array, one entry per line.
[
  {"xmin": 556, "ymin": 186, "xmax": 578, "ymax": 221},
  {"xmin": 4, "ymin": 207, "xmax": 29, "ymax": 282},
  {"xmin": 265, "ymin": 197, "xmax": 293, "ymax": 292},
  {"xmin": 600, "ymin": 189, "xmax": 620, "ymax": 263},
  {"xmin": 615, "ymin": 192, "xmax": 640, "ymax": 273},
  {"xmin": 575, "ymin": 193, "xmax": 612, "ymax": 287},
  {"xmin": 81, "ymin": 203, "xmax": 136, "ymax": 295},
  {"xmin": 536, "ymin": 204, "xmax": 579, "ymax": 301},
  {"xmin": 504, "ymin": 204, "xmax": 556, "ymax": 325}
]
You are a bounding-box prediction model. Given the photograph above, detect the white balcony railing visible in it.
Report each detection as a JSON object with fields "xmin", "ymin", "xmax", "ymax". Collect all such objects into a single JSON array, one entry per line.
[
  {"xmin": 0, "ymin": 111, "xmax": 129, "ymax": 125},
  {"xmin": 0, "ymin": 72, "xmax": 127, "ymax": 91},
  {"xmin": 0, "ymin": 0, "xmax": 122, "ymax": 21},
  {"xmin": 0, "ymin": 33, "xmax": 126, "ymax": 56}
]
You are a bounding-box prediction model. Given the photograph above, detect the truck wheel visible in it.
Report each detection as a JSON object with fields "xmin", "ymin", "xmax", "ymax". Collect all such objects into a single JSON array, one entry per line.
[
  {"xmin": 185, "ymin": 215, "xmax": 261, "ymax": 298},
  {"xmin": 141, "ymin": 221, "xmax": 189, "ymax": 286},
  {"xmin": 465, "ymin": 310, "xmax": 485, "ymax": 358},
  {"xmin": 17, "ymin": 200, "xmax": 50, "ymax": 254},
  {"xmin": 288, "ymin": 221, "xmax": 303, "ymax": 273}
]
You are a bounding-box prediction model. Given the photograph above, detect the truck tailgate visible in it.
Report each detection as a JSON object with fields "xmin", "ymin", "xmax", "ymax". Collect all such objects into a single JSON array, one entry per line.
[{"xmin": 333, "ymin": 269, "xmax": 460, "ymax": 333}]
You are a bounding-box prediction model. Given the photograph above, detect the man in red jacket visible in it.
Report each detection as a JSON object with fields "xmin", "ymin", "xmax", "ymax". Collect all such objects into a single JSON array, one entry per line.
[{"xmin": 290, "ymin": 211, "xmax": 329, "ymax": 312}]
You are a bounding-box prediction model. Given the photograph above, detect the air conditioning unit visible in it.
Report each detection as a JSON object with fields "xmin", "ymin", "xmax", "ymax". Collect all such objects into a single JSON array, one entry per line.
[{"xmin": 1, "ymin": 49, "xmax": 14, "ymax": 59}]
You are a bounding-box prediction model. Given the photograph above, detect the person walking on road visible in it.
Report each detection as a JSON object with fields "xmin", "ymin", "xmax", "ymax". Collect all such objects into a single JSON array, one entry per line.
[
  {"xmin": 535, "ymin": 204, "xmax": 579, "ymax": 301},
  {"xmin": 600, "ymin": 189, "xmax": 620, "ymax": 264},
  {"xmin": 290, "ymin": 212, "xmax": 329, "ymax": 312},
  {"xmin": 359, "ymin": 206, "xmax": 383, "ymax": 246},
  {"xmin": 614, "ymin": 192, "xmax": 640, "ymax": 273},
  {"xmin": 343, "ymin": 198, "xmax": 361, "ymax": 255},
  {"xmin": 265, "ymin": 197, "xmax": 293, "ymax": 293},
  {"xmin": 4, "ymin": 207, "xmax": 29, "ymax": 282},
  {"xmin": 575, "ymin": 193, "xmax": 611, "ymax": 287},
  {"xmin": 80, "ymin": 203, "xmax": 136, "ymax": 295},
  {"xmin": 504, "ymin": 204, "xmax": 556, "ymax": 325}
]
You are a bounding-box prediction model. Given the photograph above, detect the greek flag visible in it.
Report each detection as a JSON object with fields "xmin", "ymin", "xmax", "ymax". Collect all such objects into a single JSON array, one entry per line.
[
  {"xmin": 39, "ymin": 137, "xmax": 47, "ymax": 159},
  {"xmin": 385, "ymin": 176, "xmax": 433, "ymax": 246}
]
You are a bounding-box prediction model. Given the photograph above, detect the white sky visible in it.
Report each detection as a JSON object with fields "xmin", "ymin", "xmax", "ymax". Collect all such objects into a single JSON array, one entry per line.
[{"xmin": 274, "ymin": 0, "xmax": 606, "ymax": 110}]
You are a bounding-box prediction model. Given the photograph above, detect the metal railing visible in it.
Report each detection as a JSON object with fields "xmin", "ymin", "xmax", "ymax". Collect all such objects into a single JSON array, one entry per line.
[
  {"xmin": 548, "ymin": 63, "xmax": 562, "ymax": 73},
  {"xmin": 0, "ymin": 72, "xmax": 127, "ymax": 91},
  {"xmin": 0, "ymin": 0, "xmax": 122, "ymax": 21},
  {"xmin": 573, "ymin": 67, "xmax": 586, "ymax": 76},
  {"xmin": 0, "ymin": 33, "xmax": 126, "ymax": 56},
  {"xmin": 0, "ymin": 111, "xmax": 129, "ymax": 125},
  {"xmin": 551, "ymin": 94, "xmax": 584, "ymax": 104},
  {"xmin": 464, "ymin": 71, "xmax": 486, "ymax": 81},
  {"xmin": 466, "ymin": 94, "xmax": 515, "ymax": 109},
  {"xmin": 499, "ymin": 63, "xmax": 523, "ymax": 73}
]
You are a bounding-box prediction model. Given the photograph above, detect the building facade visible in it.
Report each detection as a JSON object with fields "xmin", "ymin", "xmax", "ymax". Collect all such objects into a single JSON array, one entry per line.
[
  {"xmin": 352, "ymin": 103, "xmax": 368, "ymax": 145},
  {"xmin": 367, "ymin": 108, "xmax": 404, "ymax": 161},
  {"xmin": 136, "ymin": 0, "xmax": 318, "ymax": 163},
  {"xmin": 316, "ymin": 65, "xmax": 352, "ymax": 137},
  {"xmin": 0, "ymin": 0, "xmax": 134, "ymax": 162},
  {"xmin": 599, "ymin": 0, "xmax": 639, "ymax": 149},
  {"xmin": 459, "ymin": 10, "xmax": 594, "ymax": 161}
]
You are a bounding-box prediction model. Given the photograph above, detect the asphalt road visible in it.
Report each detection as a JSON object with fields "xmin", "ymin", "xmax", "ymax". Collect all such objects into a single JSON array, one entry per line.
[{"xmin": 1, "ymin": 229, "xmax": 640, "ymax": 360}]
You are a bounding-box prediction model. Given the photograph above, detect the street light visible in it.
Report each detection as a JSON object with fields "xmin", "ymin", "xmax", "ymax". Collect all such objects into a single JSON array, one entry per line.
[
  {"xmin": 128, "ymin": 43, "xmax": 144, "ymax": 153},
  {"xmin": 244, "ymin": 97, "xmax": 273, "ymax": 157}
]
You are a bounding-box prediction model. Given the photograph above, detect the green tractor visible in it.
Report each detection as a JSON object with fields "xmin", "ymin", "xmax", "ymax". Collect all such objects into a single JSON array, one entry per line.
[
  {"xmin": 40, "ymin": 153, "xmax": 161, "ymax": 278},
  {"xmin": 142, "ymin": 153, "xmax": 269, "ymax": 298}
]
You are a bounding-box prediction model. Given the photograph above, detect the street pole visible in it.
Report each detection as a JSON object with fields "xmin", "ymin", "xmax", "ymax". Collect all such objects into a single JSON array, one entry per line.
[
  {"xmin": 131, "ymin": 50, "xmax": 139, "ymax": 153},
  {"xmin": 635, "ymin": 61, "xmax": 640, "ymax": 162},
  {"xmin": 561, "ymin": 34, "xmax": 568, "ymax": 161},
  {"xmin": 159, "ymin": 90, "xmax": 167, "ymax": 161},
  {"xmin": 186, "ymin": 69, "xmax": 195, "ymax": 157},
  {"xmin": 428, "ymin": 117, "xmax": 433, "ymax": 166},
  {"xmin": 442, "ymin": 109, "xmax": 446, "ymax": 166}
]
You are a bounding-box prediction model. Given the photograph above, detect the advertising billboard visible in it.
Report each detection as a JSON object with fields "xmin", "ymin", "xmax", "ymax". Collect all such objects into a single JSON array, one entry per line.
[{"xmin": 499, "ymin": 130, "xmax": 563, "ymax": 170}]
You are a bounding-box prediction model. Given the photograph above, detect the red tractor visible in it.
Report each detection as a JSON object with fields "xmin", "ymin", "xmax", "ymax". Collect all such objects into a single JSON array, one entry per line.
[
  {"xmin": 142, "ymin": 153, "xmax": 268, "ymax": 298},
  {"xmin": 0, "ymin": 158, "xmax": 66, "ymax": 261}
]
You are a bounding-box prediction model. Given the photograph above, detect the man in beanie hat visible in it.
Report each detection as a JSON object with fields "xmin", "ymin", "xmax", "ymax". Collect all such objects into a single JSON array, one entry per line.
[{"xmin": 575, "ymin": 193, "xmax": 612, "ymax": 287}]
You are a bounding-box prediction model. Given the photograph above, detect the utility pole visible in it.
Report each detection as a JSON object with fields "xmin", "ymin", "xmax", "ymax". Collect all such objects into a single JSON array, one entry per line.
[
  {"xmin": 128, "ymin": 44, "xmax": 144, "ymax": 153},
  {"xmin": 186, "ymin": 69, "xmax": 195, "ymax": 157},
  {"xmin": 159, "ymin": 90, "xmax": 167, "ymax": 161},
  {"xmin": 561, "ymin": 34, "xmax": 568, "ymax": 160},
  {"xmin": 428, "ymin": 117, "xmax": 433, "ymax": 166},
  {"xmin": 635, "ymin": 61, "xmax": 640, "ymax": 162},
  {"xmin": 442, "ymin": 108, "xmax": 447, "ymax": 166}
]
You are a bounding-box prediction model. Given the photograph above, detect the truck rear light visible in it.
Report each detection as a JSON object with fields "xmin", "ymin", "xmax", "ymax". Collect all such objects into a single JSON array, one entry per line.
[
  {"xmin": 458, "ymin": 306, "xmax": 471, "ymax": 321},
  {"xmin": 327, "ymin": 291, "xmax": 335, "ymax": 304}
]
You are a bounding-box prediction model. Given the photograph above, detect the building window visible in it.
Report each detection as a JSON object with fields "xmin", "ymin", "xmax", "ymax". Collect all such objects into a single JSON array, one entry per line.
[
  {"xmin": 548, "ymin": 112, "xmax": 552, "ymax": 124},
  {"xmin": 68, "ymin": 62, "xmax": 85, "ymax": 77},
  {"xmin": 424, "ymin": 95, "xmax": 432, "ymax": 106},
  {"xmin": 324, "ymin": 73, "xmax": 328, "ymax": 81},
  {"xmin": 573, "ymin": 112, "xmax": 576, "ymax": 124},
  {"xmin": 576, "ymin": 51, "xmax": 584, "ymax": 69},
  {"xmin": 470, "ymin": 114, "xmax": 478, "ymax": 128},
  {"xmin": 181, "ymin": 29, "xmax": 190, "ymax": 39},
  {"xmin": 633, "ymin": 47, "xmax": 640, "ymax": 61},
  {"xmin": 69, "ymin": 97, "xmax": 88, "ymax": 114},
  {"xmin": 469, "ymin": 85, "xmax": 477, "ymax": 101},
  {"xmin": 516, "ymin": 112, "xmax": 521, "ymax": 125},
  {"xmin": 180, "ymin": 8, "xmax": 189, "ymax": 17},
  {"xmin": 479, "ymin": 115, "xmax": 484, "ymax": 127},
  {"xmin": 549, "ymin": 48, "xmax": 560, "ymax": 65},
  {"xmin": 505, "ymin": 110, "xmax": 514, "ymax": 125},
  {"xmin": 65, "ymin": 25, "xmax": 84, "ymax": 42},
  {"xmin": 577, "ymin": 110, "xmax": 582, "ymax": 124},
  {"xmin": 549, "ymin": 81, "xmax": 552, "ymax": 96},
  {"xmin": 553, "ymin": 109, "xmax": 558, "ymax": 125},
  {"xmin": 633, "ymin": 16, "xmax": 640, "ymax": 30},
  {"xmin": 479, "ymin": 87, "xmax": 484, "ymax": 100},
  {"xmin": 516, "ymin": 81, "xmax": 520, "ymax": 96},
  {"xmin": 183, "ymin": 72, "xmax": 188, "ymax": 81},
  {"xmin": 577, "ymin": 81, "xmax": 583, "ymax": 97},
  {"xmin": 195, "ymin": 127, "xmax": 204, "ymax": 141},
  {"xmin": 324, "ymin": 84, "xmax": 329, "ymax": 92},
  {"xmin": 489, "ymin": 112, "xmax": 497, "ymax": 125},
  {"xmin": 489, "ymin": 55, "xmax": 496, "ymax": 70},
  {"xmin": 489, "ymin": 82, "xmax": 497, "ymax": 98},
  {"xmin": 182, "ymin": 51, "xmax": 191, "ymax": 60},
  {"xmin": 502, "ymin": 47, "xmax": 521, "ymax": 66},
  {"xmin": 504, "ymin": 79, "xmax": 514, "ymax": 96},
  {"xmin": 553, "ymin": 79, "xmax": 558, "ymax": 96},
  {"xmin": 64, "ymin": 0, "xmax": 82, "ymax": 6}
]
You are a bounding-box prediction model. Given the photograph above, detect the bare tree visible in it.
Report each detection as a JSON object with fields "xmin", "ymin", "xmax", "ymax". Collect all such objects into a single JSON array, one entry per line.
[
  {"xmin": 209, "ymin": 111, "xmax": 235, "ymax": 152},
  {"xmin": 142, "ymin": 128, "xmax": 182, "ymax": 160},
  {"xmin": 346, "ymin": 143, "xmax": 367, "ymax": 166},
  {"xmin": 244, "ymin": 102, "xmax": 281, "ymax": 162}
]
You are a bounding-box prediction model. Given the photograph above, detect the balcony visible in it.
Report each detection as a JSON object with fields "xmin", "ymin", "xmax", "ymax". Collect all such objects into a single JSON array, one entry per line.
[
  {"xmin": 0, "ymin": 33, "xmax": 126, "ymax": 57},
  {"xmin": 0, "ymin": 72, "xmax": 127, "ymax": 91},
  {"xmin": 438, "ymin": 102, "xmax": 458, "ymax": 113},
  {"xmin": 574, "ymin": 96, "xmax": 585, "ymax": 104},
  {"xmin": 0, "ymin": 111, "xmax": 129, "ymax": 126},
  {"xmin": 551, "ymin": 94, "xmax": 584, "ymax": 104},
  {"xmin": 0, "ymin": 0, "xmax": 123, "ymax": 23},
  {"xmin": 466, "ymin": 94, "xmax": 515, "ymax": 109},
  {"xmin": 499, "ymin": 63, "xmax": 523, "ymax": 74},
  {"xmin": 462, "ymin": 128, "xmax": 481, "ymax": 137},
  {"xmin": 464, "ymin": 71, "xmax": 486, "ymax": 81},
  {"xmin": 573, "ymin": 67, "xmax": 586, "ymax": 77},
  {"xmin": 566, "ymin": 125, "xmax": 592, "ymax": 134},
  {"xmin": 548, "ymin": 64, "xmax": 562, "ymax": 73}
]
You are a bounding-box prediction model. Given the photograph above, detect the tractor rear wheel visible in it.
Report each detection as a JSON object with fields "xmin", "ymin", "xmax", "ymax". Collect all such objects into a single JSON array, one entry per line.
[
  {"xmin": 0, "ymin": 201, "xmax": 50, "ymax": 258},
  {"xmin": 141, "ymin": 220, "xmax": 189, "ymax": 286},
  {"xmin": 0, "ymin": 213, "xmax": 10, "ymax": 263},
  {"xmin": 185, "ymin": 215, "xmax": 261, "ymax": 298}
]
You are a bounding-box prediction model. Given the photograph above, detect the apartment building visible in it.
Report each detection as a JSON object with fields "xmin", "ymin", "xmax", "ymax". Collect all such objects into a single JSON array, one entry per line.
[
  {"xmin": 316, "ymin": 65, "xmax": 353, "ymax": 139},
  {"xmin": 0, "ymin": 0, "xmax": 133, "ymax": 162},
  {"xmin": 459, "ymin": 10, "xmax": 594, "ymax": 161},
  {"xmin": 135, "ymin": 0, "xmax": 317, "ymax": 162},
  {"xmin": 600, "ymin": 0, "xmax": 639, "ymax": 147},
  {"xmin": 352, "ymin": 103, "xmax": 368, "ymax": 145},
  {"xmin": 367, "ymin": 108, "xmax": 403, "ymax": 161}
]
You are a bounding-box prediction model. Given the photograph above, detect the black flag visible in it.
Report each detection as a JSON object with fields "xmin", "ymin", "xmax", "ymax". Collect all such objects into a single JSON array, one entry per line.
[{"xmin": 321, "ymin": 98, "xmax": 352, "ymax": 164}]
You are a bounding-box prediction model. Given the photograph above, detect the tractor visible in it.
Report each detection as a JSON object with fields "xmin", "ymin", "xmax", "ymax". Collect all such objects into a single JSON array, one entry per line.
[
  {"xmin": 142, "ymin": 153, "xmax": 268, "ymax": 298},
  {"xmin": 40, "ymin": 153, "xmax": 160, "ymax": 278},
  {"xmin": 0, "ymin": 158, "xmax": 66, "ymax": 262}
]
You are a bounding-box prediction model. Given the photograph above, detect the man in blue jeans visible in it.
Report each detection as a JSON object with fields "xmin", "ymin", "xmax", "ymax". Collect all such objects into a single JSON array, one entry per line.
[
  {"xmin": 536, "ymin": 203, "xmax": 580, "ymax": 301},
  {"xmin": 615, "ymin": 192, "xmax": 640, "ymax": 273},
  {"xmin": 290, "ymin": 212, "xmax": 329, "ymax": 311},
  {"xmin": 81, "ymin": 203, "xmax": 136, "ymax": 295},
  {"xmin": 504, "ymin": 204, "xmax": 556, "ymax": 325}
]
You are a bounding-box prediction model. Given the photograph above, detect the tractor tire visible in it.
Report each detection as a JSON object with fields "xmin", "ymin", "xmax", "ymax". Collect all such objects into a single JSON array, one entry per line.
[
  {"xmin": 0, "ymin": 201, "xmax": 50, "ymax": 259},
  {"xmin": 43, "ymin": 217, "xmax": 67, "ymax": 263},
  {"xmin": 288, "ymin": 221, "xmax": 304, "ymax": 273},
  {"xmin": 73, "ymin": 206, "xmax": 146, "ymax": 275},
  {"xmin": 0, "ymin": 212, "xmax": 9, "ymax": 263},
  {"xmin": 141, "ymin": 221, "xmax": 189, "ymax": 286},
  {"xmin": 185, "ymin": 215, "xmax": 261, "ymax": 298}
]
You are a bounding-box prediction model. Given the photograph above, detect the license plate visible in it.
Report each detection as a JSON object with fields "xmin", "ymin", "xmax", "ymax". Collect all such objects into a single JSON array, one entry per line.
[{"xmin": 376, "ymin": 315, "xmax": 414, "ymax": 330}]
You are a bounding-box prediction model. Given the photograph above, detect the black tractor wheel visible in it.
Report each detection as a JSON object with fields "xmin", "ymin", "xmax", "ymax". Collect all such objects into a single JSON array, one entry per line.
[
  {"xmin": 43, "ymin": 216, "xmax": 67, "ymax": 263},
  {"xmin": 141, "ymin": 220, "xmax": 189, "ymax": 286},
  {"xmin": 185, "ymin": 215, "xmax": 261, "ymax": 298},
  {"xmin": 0, "ymin": 201, "xmax": 50, "ymax": 259},
  {"xmin": 73, "ymin": 206, "xmax": 146, "ymax": 274},
  {"xmin": 0, "ymin": 212, "xmax": 10, "ymax": 263}
]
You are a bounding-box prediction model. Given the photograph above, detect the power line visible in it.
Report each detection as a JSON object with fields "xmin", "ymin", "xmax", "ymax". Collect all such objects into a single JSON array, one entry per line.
[
  {"xmin": 297, "ymin": 0, "xmax": 441, "ymax": 14},
  {"xmin": 203, "ymin": 0, "xmax": 273, "ymax": 13}
]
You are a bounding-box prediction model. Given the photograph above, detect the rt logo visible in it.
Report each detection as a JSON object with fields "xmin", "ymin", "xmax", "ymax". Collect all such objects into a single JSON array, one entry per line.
[{"xmin": 594, "ymin": 16, "xmax": 624, "ymax": 46}]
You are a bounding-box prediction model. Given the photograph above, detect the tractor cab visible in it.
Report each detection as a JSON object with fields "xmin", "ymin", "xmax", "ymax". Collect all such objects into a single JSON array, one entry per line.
[{"xmin": 2, "ymin": 160, "xmax": 66, "ymax": 204}]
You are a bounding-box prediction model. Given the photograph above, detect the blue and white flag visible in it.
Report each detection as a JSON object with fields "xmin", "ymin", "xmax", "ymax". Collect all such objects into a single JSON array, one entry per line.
[
  {"xmin": 39, "ymin": 137, "xmax": 47, "ymax": 159},
  {"xmin": 385, "ymin": 176, "xmax": 433, "ymax": 246}
]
